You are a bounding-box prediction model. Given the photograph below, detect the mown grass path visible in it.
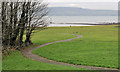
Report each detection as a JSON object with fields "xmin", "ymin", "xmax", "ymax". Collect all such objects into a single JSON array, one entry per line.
[{"xmin": 22, "ymin": 33, "xmax": 118, "ymax": 70}]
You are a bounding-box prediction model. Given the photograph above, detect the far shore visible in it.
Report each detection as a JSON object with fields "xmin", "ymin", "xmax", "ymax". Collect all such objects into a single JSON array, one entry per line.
[
  {"xmin": 47, "ymin": 23, "xmax": 119, "ymax": 27},
  {"xmin": 54, "ymin": 22, "xmax": 119, "ymax": 25}
]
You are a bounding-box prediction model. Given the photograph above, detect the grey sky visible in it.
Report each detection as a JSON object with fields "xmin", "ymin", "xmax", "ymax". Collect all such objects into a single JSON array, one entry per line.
[
  {"xmin": 45, "ymin": 0, "xmax": 119, "ymax": 2},
  {"xmin": 44, "ymin": 0, "xmax": 118, "ymax": 10}
]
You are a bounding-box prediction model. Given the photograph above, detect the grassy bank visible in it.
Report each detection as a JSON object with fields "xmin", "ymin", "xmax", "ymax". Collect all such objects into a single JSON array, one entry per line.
[
  {"xmin": 33, "ymin": 25, "xmax": 118, "ymax": 68},
  {"xmin": 2, "ymin": 27, "xmax": 84, "ymax": 70},
  {"xmin": 3, "ymin": 25, "xmax": 118, "ymax": 70},
  {"xmin": 3, "ymin": 51, "xmax": 85, "ymax": 70}
]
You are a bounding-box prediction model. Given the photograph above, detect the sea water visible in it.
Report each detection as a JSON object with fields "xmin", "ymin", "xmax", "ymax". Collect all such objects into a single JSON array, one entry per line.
[{"xmin": 47, "ymin": 16, "xmax": 118, "ymax": 27}]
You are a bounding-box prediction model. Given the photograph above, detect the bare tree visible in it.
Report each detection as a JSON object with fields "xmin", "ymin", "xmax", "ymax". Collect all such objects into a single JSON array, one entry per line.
[
  {"xmin": 25, "ymin": 2, "xmax": 48, "ymax": 46},
  {"xmin": 1, "ymin": 1, "xmax": 48, "ymax": 54}
]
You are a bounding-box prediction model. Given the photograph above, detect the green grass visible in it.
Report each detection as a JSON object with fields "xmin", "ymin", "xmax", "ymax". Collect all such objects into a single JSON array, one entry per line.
[
  {"xmin": 2, "ymin": 27, "xmax": 86, "ymax": 70},
  {"xmin": 32, "ymin": 25, "xmax": 118, "ymax": 68},
  {"xmin": 3, "ymin": 25, "xmax": 118, "ymax": 70},
  {"xmin": 2, "ymin": 51, "xmax": 85, "ymax": 70}
]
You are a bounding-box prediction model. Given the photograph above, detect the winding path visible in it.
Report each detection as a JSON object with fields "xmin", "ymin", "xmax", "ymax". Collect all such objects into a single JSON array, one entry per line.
[{"xmin": 22, "ymin": 33, "xmax": 118, "ymax": 70}]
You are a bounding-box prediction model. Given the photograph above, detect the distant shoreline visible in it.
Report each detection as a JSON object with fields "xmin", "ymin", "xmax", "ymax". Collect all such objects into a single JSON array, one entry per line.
[
  {"xmin": 52, "ymin": 22, "xmax": 119, "ymax": 25},
  {"xmin": 47, "ymin": 22, "xmax": 119, "ymax": 27}
]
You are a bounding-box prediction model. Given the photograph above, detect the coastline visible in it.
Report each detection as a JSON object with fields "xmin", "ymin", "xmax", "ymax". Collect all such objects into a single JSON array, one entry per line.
[{"xmin": 47, "ymin": 23, "xmax": 119, "ymax": 27}]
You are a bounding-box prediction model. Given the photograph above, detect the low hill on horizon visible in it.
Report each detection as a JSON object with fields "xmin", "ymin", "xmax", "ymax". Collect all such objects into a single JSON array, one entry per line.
[{"xmin": 47, "ymin": 7, "xmax": 117, "ymax": 16}]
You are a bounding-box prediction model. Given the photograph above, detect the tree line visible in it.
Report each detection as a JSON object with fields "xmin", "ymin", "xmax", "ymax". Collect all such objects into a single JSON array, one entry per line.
[{"xmin": 0, "ymin": 1, "xmax": 48, "ymax": 54}]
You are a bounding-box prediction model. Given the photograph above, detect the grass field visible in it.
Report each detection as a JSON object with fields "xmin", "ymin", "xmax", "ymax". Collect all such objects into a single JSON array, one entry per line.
[
  {"xmin": 2, "ymin": 27, "xmax": 84, "ymax": 70},
  {"xmin": 33, "ymin": 25, "xmax": 118, "ymax": 68},
  {"xmin": 3, "ymin": 25, "xmax": 118, "ymax": 70},
  {"xmin": 3, "ymin": 51, "xmax": 85, "ymax": 70}
]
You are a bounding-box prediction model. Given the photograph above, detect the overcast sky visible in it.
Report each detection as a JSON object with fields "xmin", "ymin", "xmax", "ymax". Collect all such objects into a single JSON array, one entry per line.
[
  {"xmin": 45, "ymin": 0, "xmax": 119, "ymax": 2},
  {"xmin": 44, "ymin": 0, "xmax": 119, "ymax": 10}
]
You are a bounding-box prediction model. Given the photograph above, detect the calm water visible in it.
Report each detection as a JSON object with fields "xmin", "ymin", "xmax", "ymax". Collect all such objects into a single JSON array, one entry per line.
[
  {"xmin": 47, "ymin": 24, "xmax": 93, "ymax": 27},
  {"xmin": 47, "ymin": 16, "xmax": 117, "ymax": 27},
  {"xmin": 50, "ymin": 16, "xmax": 118, "ymax": 23}
]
